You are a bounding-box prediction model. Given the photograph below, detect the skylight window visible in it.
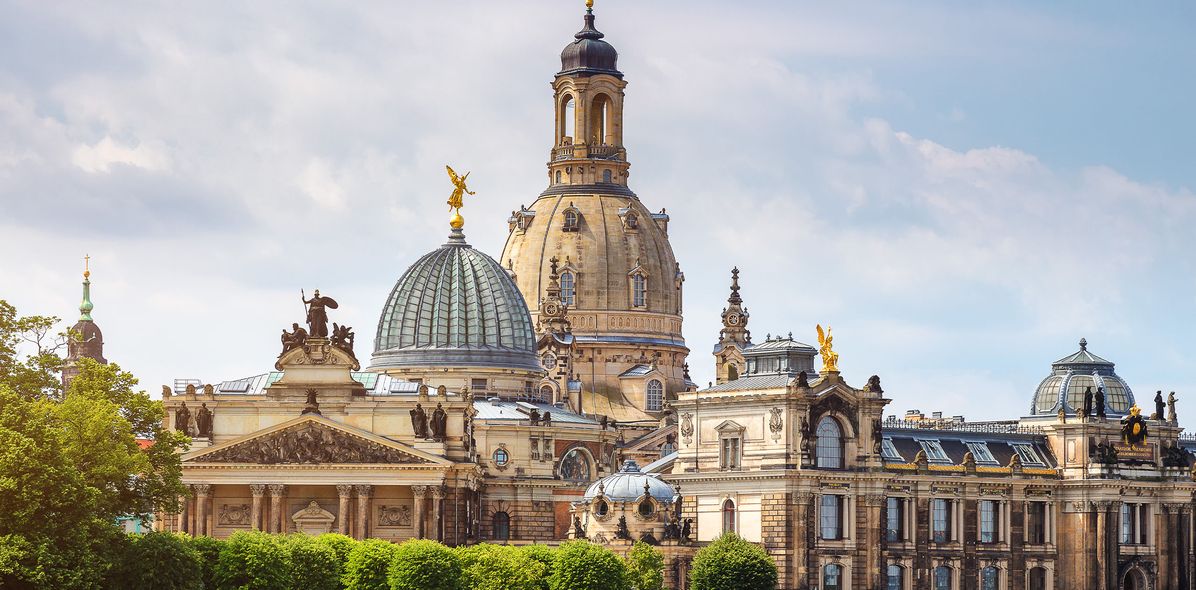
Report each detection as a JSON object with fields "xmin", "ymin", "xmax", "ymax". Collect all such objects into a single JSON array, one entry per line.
[
  {"xmin": 1013, "ymin": 443, "xmax": 1045, "ymax": 466},
  {"xmin": 964, "ymin": 442, "xmax": 998, "ymax": 464},
  {"xmin": 880, "ymin": 438, "xmax": 903, "ymax": 462},
  {"xmin": 917, "ymin": 439, "xmax": 951, "ymax": 463}
]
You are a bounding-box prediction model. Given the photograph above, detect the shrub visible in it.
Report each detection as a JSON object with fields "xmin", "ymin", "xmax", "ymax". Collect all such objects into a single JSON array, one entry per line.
[
  {"xmin": 112, "ymin": 532, "xmax": 202, "ymax": 590},
  {"xmin": 689, "ymin": 533, "xmax": 776, "ymax": 590},
  {"xmin": 520, "ymin": 544, "xmax": 555, "ymax": 590},
  {"xmin": 343, "ymin": 539, "xmax": 396, "ymax": 590},
  {"xmin": 284, "ymin": 535, "xmax": 340, "ymax": 590},
  {"xmin": 317, "ymin": 533, "xmax": 357, "ymax": 568},
  {"xmin": 215, "ymin": 531, "xmax": 291, "ymax": 590},
  {"xmin": 456, "ymin": 544, "xmax": 546, "ymax": 590},
  {"xmin": 547, "ymin": 541, "xmax": 628, "ymax": 590},
  {"xmin": 186, "ymin": 535, "xmax": 225, "ymax": 590},
  {"xmin": 388, "ymin": 539, "xmax": 460, "ymax": 590},
  {"xmin": 626, "ymin": 541, "xmax": 663, "ymax": 590}
]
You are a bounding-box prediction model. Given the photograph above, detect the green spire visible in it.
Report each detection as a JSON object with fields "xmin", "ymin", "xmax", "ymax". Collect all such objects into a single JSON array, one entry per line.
[{"xmin": 79, "ymin": 255, "xmax": 94, "ymax": 321}]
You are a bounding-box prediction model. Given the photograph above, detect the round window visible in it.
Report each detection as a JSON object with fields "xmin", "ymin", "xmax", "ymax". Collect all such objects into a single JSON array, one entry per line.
[
  {"xmin": 594, "ymin": 499, "xmax": 609, "ymax": 517},
  {"xmin": 493, "ymin": 448, "xmax": 509, "ymax": 467},
  {"xmin": 638, "ymin": 500, "xmax": 655, "ymax": 518}
]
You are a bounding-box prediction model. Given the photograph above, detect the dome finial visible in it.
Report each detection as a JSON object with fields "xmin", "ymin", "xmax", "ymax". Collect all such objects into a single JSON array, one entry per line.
[
  {"xmin": 79, "ymin": 255, "xmax": 94, "ymax": 321},
  {"xmin": 445, "ymin": 165, "xmax": 476, "ymax": 230},
  {"xmin": 586, "ymin": 0, "xmax": 594, "ymax": 11},
  {"xmin": 1079, "ymin": 337, "xmax": 1087, "ymax": 351}
]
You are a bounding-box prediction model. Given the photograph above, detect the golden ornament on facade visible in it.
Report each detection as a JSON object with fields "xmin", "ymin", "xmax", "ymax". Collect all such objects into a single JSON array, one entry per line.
[
  {"xmin": 816, "ymin": 324, "xmax": 839, "ymax": 373},
  {"xmin": 445, "ymin": 165, "xmax": 476, "ymax": 229}
]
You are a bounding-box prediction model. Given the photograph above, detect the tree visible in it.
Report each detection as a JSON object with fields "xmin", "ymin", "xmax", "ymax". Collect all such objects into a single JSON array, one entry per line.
[
  {"xmin": 0, "ymin": 300, "xmax": 63, "ymax": 400},
  {"xmin": 689, "ymin": 533, "xmax": 776, "ymax": 590},
  {"xmin": 284, "ymin": 535, "xmax": 340, "ymax": 590},
  {"xmin": 547, "ymin": 541, "xmax": 629, "ymax": 590},
  {"xmin": 214, "ymin": 531, "xmax": 291, "ymax": 590},
  {"xmin": 388, "ymin": 539, "xmax": 461, "ymax": 590},
  {"xmin": 185, "ymin": 535, "xmax": 225, "ymax": 590},
  {"xmin": 625, "ymin": 541, "xmax": 664, "ymax": 590},
  {"xmin": 342, "ymin": 539, "xmax": 397, "ymax": 590},
  {"xmin": 316, "ymin": 533, "xmax": 357, "ymax": 567},
  {"xmin": 111, "ymin": 532, "xmax": 202, "ymax": 590},
  {"xmin": 520, "ymin": 544, "xmax": 555, "ymax": 590}
]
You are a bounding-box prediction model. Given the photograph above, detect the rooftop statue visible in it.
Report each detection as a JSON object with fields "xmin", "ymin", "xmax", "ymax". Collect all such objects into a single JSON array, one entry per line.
[
  {"xmin": 301, "ymin": 289, "xmax": 338, "ymax": 338},
  {"xmin": 445, "ymin": 165, "xmax": 476, "ymax": 229},
  {"xmin": 816, "ymin": 324, "xmax": 839, "ymax": 373},
  {"xmin": 1122, "ymin": 405, "xmax": 1148, "ymax": 447}
]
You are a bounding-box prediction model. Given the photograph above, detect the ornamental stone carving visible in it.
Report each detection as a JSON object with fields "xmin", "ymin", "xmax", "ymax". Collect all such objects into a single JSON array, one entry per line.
[
  {"xmin": 200, "ymin": 422, "xmax": 429, "ymax": 464},
  {"xmin": 680, "ymin": 413, "xmax": 694, "ymax": 444},
  {"xmin": 768, "ymin": 408, "xmax": 783, "ymax": 441},
  {"xmin": 219, "ymin": 503, "xmax": 251, "ymax": 526},
  {"xmin": 379, "ymin": 505, "xmax": 413, "ymax": 527}
]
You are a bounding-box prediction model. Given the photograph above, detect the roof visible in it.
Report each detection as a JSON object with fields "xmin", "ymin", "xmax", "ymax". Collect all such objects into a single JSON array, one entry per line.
[
  {"xmin": 701, "ymin": 373, "xmax": 794, "ymax": 393},
  {"xmin": 1053, "ymin": 338, "xmax": 1113, "ymax": 366},
  {"xmin": 371, "ymin": 227, "xmax": 539, "ymax": 372},
  {"xmin": 1031, "ymin": 338, "xmax": 1135, "ymax": 417},
  {"xmin": 881, "ymin": 426, "xmax": 1057, "ymax": 474},
  {"xmin": 619, "ymin": 364, "xmax": 661, "ymax": 378},
  {"xmin": 558, "ymin": 9, "xmax": 621, "ymax": 78},
  {"xmin": 184, "ymin": 372, "xmax": 419, "ymax": 396},
  {"xmin": 471, "ymin": 400, "xmax": 599, "ymax": 426},
  {"xmin": 641, "ymin": 452, "xmax": 677, "ymax": 474},
  {"xmin": 746, "ymin": 337, "xmax": 816, "ymax": 353},
  {"xmin": 585, "ymin": 460, "xmax": 675, "ymax": 502}
]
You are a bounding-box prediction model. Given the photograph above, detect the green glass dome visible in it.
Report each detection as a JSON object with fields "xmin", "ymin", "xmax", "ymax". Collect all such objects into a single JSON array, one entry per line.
[{"xmin": 370, "ymin": 227, "xmax": 539, "ymax": 372}]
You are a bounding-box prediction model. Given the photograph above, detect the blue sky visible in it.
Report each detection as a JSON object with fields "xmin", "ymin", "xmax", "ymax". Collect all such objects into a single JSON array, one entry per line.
[{"xmin": 0, "ymin": 0, "xmax": 1192, "ymax": 421}]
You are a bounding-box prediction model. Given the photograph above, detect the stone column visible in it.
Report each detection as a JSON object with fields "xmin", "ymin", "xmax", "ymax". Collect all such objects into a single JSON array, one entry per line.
[
  {"xmin": 177, "ymin": 488, "xmax": 191, "ymax": 534},
  {"xmin": 269, "ymin": 484, "xmax": 286, "ymax": 534},
  {"xmin": 355, "ymin": 485, "xmax": 373, "ymax": 540},
  {"xmin": 431, "ymin": 487, "xmax": 446, "ymax": 542},
  {"xmin": 249, "ymin": 484, "xmax": 267, "ymax": 532},
  {"xmin": 412, "ymin": 486, "xmax": 429, "ymax": 539},
  {"xmin": 337, "ymin": 485, "xmax": 354, "ymax": 536},
  {"xmin": 863, "ymin": 495, "xmax": 884, "ymax": 590},
  {"xmin": 194, "ymin": 484, "xmax": 211, "ymax": 536},
  {"xmin": 186, "ymin": 486, "xmax": 198, "ymax": 535},
  {"xmin": 793, "ymin": 492, "xmax": 813, "ymax": 588}
]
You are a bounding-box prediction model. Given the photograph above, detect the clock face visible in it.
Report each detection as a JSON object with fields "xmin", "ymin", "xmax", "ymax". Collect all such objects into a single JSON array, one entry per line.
[
  {"xmin": 727, "ymin": 313, "xmax": 740, "ymax": 325},
  {"xmin": 544, "ymin": 303, "xmax": 560, "ymax": 317}
]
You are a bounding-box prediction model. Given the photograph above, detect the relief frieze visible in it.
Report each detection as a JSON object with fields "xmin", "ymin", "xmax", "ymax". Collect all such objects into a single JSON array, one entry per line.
[{"xmin": 198, "ymin": 421, "xmax": 429, "ymax": 465}]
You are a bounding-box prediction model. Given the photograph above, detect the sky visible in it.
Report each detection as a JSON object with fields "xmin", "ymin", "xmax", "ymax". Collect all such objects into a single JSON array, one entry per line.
[{"xmin": 1, "ymin": 0, "xmax": 1193, "ymax": 422}]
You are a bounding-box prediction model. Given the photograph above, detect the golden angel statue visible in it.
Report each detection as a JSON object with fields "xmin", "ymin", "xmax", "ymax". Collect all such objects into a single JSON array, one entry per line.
[
  {"xmin": 816, "ymin": 324, "xmax": 839, "ymax": 373},
  {"xmin": 445, "ymin": 165, "xmax": 475, "ymax": 212}
]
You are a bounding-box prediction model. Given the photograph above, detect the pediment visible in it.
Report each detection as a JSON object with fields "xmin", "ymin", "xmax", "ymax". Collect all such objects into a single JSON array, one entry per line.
[
  {"xmin": 715, "ymin": 419, "xmax": 745, "ymax": 434},
  {"xmin": 185, "ymin": 415, "xmax": 447, "ymax": 466}
]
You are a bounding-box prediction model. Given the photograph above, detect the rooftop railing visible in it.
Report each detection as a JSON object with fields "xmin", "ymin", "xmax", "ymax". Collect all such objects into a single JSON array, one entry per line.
[{"xmin": 882, "ymin": 417, "xmax": 1045, "ymax": 435}]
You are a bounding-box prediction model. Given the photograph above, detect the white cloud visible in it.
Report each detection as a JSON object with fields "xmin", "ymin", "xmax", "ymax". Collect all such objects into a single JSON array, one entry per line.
[{"xmin": 71, "ymin": 136, "xmax": 171, "ymax": 173}]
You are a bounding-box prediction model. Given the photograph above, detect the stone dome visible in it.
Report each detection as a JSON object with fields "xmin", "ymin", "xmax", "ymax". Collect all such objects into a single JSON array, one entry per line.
[
  {"xmin": 559, "ymin": 10, "xmax": 621, "ymax": 78},
  {"xmin": 370, "ymin": 227, "xmax": 539, "ymax": 372},
  {"xmin": 584, "ymin": 460, "xmax": 675, "ymax": 502},
  {"xmin": 1030, "ymin": 338, "xmax": 1136, "ymax": 416}
]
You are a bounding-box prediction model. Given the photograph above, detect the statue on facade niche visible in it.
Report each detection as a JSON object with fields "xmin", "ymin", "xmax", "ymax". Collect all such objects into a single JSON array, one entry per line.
[
  {"xmin": 681, "ymin": 518, "xmax": 693, "ymax": 542},
  {"xmin": 871, "ymin": 418, "xmax": 883, "ymax": 454},
  {"xmin": 430, "ymin": 403, "xmax": 448, "ymax": 441},
  {"xmin": 281, "ymin": 323, "xmax": 308, "ymax": 353},
  {"xmin": 196, "ymin": 403, "xmax": 213, "ymax": 438},
  {"xmin": 615, "ymin": 516, "xmax": 631, "ymax": 540},
  {"xmin": 301, "ymin": 289, "xmax": 338, "ymax": 338},
  {"xmin": 796, "ymin": 370, "xmax": 810, "ymax": 388},
  {"xmin": 573, "ymin": 516, "xmax": 585, "ymax": 539},
  {"xmin": 1168, "ymin": 392, "xmax": 1178, "ymax": 424},
  {"xmin": 1154, "ymin": 391, "xmax": 1166, "ymax": 420},
  {"xmin": 302, "ymin": 389, "xmax": 321, "ymax": 416},
  {"xmin": 1093, "ymin": 439, "xmax": 1118, "ymax": 464},
  {"xmin": 330, "ymin": 323, "xmax": 355, "ymax": 355},
  {"xmin": 799, "ymin": 416, "xmax": 811, "ymax": 452},
  {"xmin": 1095, "ymin": 387, "xmax": 1107, "ymax": 419},
  {"xmin": 175, "ymin": 402, "xmax": 191, "ymax": 434},
  {"xmin": 410, "ymin": 403, "xmax": 429, "ymax": 439},
  {"xmin": 1081, "ymin": 386, "xmax": 1093, "ymax": 419}
]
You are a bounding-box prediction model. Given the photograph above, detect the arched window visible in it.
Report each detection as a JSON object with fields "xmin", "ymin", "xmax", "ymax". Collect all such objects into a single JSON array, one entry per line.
[
  {"xmin": 590, "ymin": 94, "xmax": 611, "ymax": 145},
  {"xmin": 816, "ymin": 416, "xmax": 844, "ymax": 469},
  {"xmin": 602, "ymin": 169, "xmax": 612, "ymax": 183},
  {"xmin": 560, "ymin": 271, "xmax": 576, "ymax": 306},
  {"xmin": 721, "ymin": 499, "xmax": 736, "ymax": 534},
  {"xmin": 632, "ymin": 274, "xmax": 646, "ymax": 307},
  {"xmin": 886, "ymin": 565, "xmax": 904, "ymax": 590},
  {"xmin": 559, "ymin": 448, "xmax": 592, "ymax": 483},
  {"xmin": 934, "ymin": 566, "xmax": 952, "ymax": 590},
  {"xmin": 539, "ymin": 385, "xmax": 554, "ymax": 401},
  {"xmin": 563, "ymin": 209, "xmax": 579, "ymax": 231},
  {"xmin": 1028, "ymin": 567, "xmax": 1047, "ymax": 590},
  {"xmin": 727, "ymin": 363, "xmax": 739, "ymax": 381},
  {"xmin": 492, "ymin": 511, "xmax": 510, "ymax": 541},
  {"xmin": 560, "ymin": 95, "xmax": 576, "ymax": 143},
  {"xmin": 980, "ymin": 567, "xmax": 998, "ymax": 590},
  {"xmin": 555, "ymin": 170, "xmax": 562, "ymax": 184},
  {"xmin": 822, "ymin": 564, "xmax": 842, "ymax": 590},
  {"xmin": 646, "ymin": 379, "xmax": 663, "ymax": 411}
]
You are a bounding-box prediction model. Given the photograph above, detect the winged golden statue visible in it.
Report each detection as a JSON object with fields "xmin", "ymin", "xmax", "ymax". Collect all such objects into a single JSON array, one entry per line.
[
  {"xmin": 816, "ymin": 324, "xmax": 839, "ymax": 373},
  {"xmin": 446, "ymin": 165, "xmax": 476, "ymax": 211}
]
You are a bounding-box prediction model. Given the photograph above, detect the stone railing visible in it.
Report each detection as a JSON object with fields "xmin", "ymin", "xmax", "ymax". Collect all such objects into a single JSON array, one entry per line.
[{"xmin": 882, "ymin": 418, "xmax": 1045, "ymax": 435}]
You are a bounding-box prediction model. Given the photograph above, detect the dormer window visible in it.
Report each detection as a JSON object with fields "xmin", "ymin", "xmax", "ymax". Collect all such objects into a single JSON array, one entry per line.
[
  {"xmin": 880, "ymin": 437, "xmax": 903, "ymax": 462},
  {"xmin": 562, "ymin": 204, "xmax": 581, "ymax": 232},
  {"xmin": 964, "ymin": 441, "xmax": 998, "ymax": 465},
  {"xmin": 646, "ymin": 379, "xmax": 663, "ymax": 412},
  {"xmin": 917, "ymin": 439, "xmax": 950, "ymax": 463},
  {"xmin": 632, "ymin": 274, "xmax": 646, "ymax": 307},
  {"xmin": 625, "ymin": 213, "xmax": 638, "ymax": 229},
  {"xmin": 602, "ymin": 169, "xmax": 612, "ymax": 183}
]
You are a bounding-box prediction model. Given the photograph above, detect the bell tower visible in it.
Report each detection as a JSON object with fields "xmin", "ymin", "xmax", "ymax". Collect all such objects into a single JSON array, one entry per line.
[
  {"xmin": 548, "ymin": 1, "xmax": 630, "ymax": 189},
  {"xmin": 714, "ymin": 267, "xmax": 751, "ymax": 384},
  {"xmin": 63, "ymin": 256, "xmax": 108, "ymax": 388}
]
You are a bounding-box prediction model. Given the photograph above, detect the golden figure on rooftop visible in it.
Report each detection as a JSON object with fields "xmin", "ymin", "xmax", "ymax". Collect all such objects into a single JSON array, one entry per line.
[
  {"xmin": 445, "ymin": 165, "xmax": 476, "ymax": 229},
  {"xmin": 816, "ymin": 324, "xmax": 839, "ymax": 373}
]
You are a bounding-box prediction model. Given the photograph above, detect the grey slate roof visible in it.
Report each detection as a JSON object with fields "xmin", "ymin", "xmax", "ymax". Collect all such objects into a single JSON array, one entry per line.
[
  {"xmin": 641, "ymin": 452, "xmax": 677, "ymax": 474},
  {"xmin": 471, "ymin": 400, "xmax": 599, "ymax": 426},
  {"xmin": 1030, "ymin": 338, "xmax": 1135, "ymax": 417},
  {"xmin": 701, "ymin": 373, "xmax": 794, "ymax": 393},
  {"xmin": 882, "ymin": 426, "xmax": 1057, "ymax": 470},
  {"xmin": 194, "ymin": 372, "xmax": 420, "ymax": 396},
  {"xmin": 585, "ymin": 460, "xmax": 675, "ymax": 502},
  {"xmin": 370, "ymin": 228, "xmax": 539, "ymax": 372},
  {"xmin": 619, "ymin": 364, "xmax": 657, "ymax": 378}
]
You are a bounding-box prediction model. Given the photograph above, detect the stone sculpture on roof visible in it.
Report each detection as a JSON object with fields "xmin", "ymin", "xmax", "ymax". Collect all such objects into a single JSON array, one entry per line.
[{"xmin": 301, "ymin": 289, "xmax": 338, "ymax": 338}]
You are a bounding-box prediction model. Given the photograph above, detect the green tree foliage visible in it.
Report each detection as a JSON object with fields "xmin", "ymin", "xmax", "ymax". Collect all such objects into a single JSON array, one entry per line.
[
  {"xmin": 186, "ymin": 535, "xmax": 225, "ymax": 590},
  {"xmin": 284, "ymin": 535, "xmax": 341, "ymax": 590},
  {"xmin": 0, "ymin": 300, "xmax": 187, "ymax": 589},
  {"xmin": 387, "ymin": 539, "xmax": 461, "ymax": 590},
  {"xmin": 316, "ymin": 533, "xmax": 357, "ymax": 568},
  {"xmin": 342, "ymin": 539, "xmax": 397, "ymax": 590},
  {"xmin": 689, "ymin": 533, "xmax": 777, "ymax": 590},
  {"xmin": 456, "ymin": 544, "xmax": 546, "ymax": 590},
  {"xmin": 547, "ymin": 541, "xmax": 629, "ymax": 590},
  {"xmin": 520, "ymin": 544, "xmax": 555, "ymax": 590},
  {"xmin": 626, "ymin": 541, "xmax": 664, "ymax": 590},
  {"xmin": 111, "ymin": 532, "xmax": 203, "ymax": 590},
  {"xmin": 214, "ymin": 532, "xmax": 291, "ymax": 590}
]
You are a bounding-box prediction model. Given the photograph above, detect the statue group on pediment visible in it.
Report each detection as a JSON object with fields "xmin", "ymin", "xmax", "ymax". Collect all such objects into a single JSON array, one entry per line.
[
  {"xmin": 279, "ymin": 289, "xmax": 356, "ymax": 358},
  {"xmin": 203, "ymin": 422, "xmax": 423, "ymax": 464},
  {"xmin": 411, "ymin": 402, "xmax": 449, "ymax": 441},
  {"xmin": 174, "ymin": 401, "xmax": 214, "ymax": 438}
]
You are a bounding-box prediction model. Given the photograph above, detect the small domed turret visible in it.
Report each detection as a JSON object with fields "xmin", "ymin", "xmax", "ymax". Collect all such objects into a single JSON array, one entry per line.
[
  {"xmin": 1030, "ymin": 338, "xmax": 1136, "ymax": 417},
  {"xmin": 559, "ymin": 4, "xmax": 621, "ymax": 78}
]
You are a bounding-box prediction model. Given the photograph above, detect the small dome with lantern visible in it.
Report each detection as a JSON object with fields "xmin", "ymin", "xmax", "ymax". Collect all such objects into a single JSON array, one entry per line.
[
  {"xmin": 584, "ymin": 459, "xmax": 675, "ymax": 502},
  {"xmin": 1030, "ymin": 338, "xmax": 1136, "ymax": 417}
]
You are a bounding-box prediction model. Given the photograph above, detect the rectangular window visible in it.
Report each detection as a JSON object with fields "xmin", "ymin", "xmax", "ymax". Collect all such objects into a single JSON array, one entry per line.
[
  {"xmin": 820, "ymin": 495, "xmax": 843, "ymax": 540},
  {"xmin": 1120, "ymin": 503, "xmax": 1132, "ymax": 544},
  {"xmin": 720, "ymin": 437, "xmax": 741, "ymax": 470},
  {"xmin": 918, "ymin": 440, "xmax": 951, "ymax": 463},
  {"xmin": 1027, "ymin": 501, "xmax": 1047, "ymax": 545},
  {"xmin": 964, "ymin": 441, "xmax": 998, "ymax": 464},
  {"xmin": 886, "ymin": 497, "xmax": 905, "ymax": 542},
  {"xmin": 979, "ymin": 500, "xmax": 997, "ymax": 543},
  {"xmin": 932, "ymin": 499, "xmax": 952, "ymax": 543},
  {"xmin": 881, "ymin": 438, "xmax": 903, "ymax": 462},
  {"xmin": 1013, "ymin": 443, "xmax": 1045, "ymax": 466},
  {"xmin": 1120, "ymin": 503, "xmax": 1149, "ymax": 545},
  {"xmin": 471, "ymin": 378, "xmax": 488, "ymax": 392}
]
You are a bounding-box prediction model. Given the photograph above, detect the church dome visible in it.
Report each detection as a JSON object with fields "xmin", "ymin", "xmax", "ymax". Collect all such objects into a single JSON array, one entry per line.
[
  {"xmin": 1030, "ymin": 338, "xmax": 1135, "ymax": 416},
  {"xmin": 559, "ymin": 9, "xmax": 621, "ymax": 78},
  {"xmin": 584, "ymin": 460, "xmax": 675, "ymax": 502},
  {"xmin": 371, "ymin": 227, "xmax": 539, "ymax": 372}
]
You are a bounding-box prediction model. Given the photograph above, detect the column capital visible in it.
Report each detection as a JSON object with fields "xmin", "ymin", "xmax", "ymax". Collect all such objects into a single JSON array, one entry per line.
[
  {"xmin": 863, "ymin": 494, "xmax": 885, "ymax": 507},
  {"xmin": 432, "ymin": 486, "xmax": 447, "ymax": 500},
  {"xmin": 413, "ymin": 485, "xmax": 429, "ymax": 498},
  {"xmin": 355, "ymin": 484, "xmax": 373, "ymax": 497},
  {"xmin": 250, "ymin": 484, "xmax": 267, "ymax": 496},
  {"xmin": 194, "ymin": 483, "xmax": 212, "ymax": 496},
  {"xmin": 268, "ymin": 483, "xmax": 286, "ymax": 495},
  {"xmin": 337, "ymin": 484, "xmax": 355, "ymax": 498}
]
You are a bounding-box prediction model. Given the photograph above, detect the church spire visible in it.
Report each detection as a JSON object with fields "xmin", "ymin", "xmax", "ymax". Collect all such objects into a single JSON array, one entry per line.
[
  {"xmin": 79, "ymin": 254, "xmax": 94, "ymax": 321},
  {"xmin": 63, "ymin": 255, "xmax": 107, "ymax": 388}
]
